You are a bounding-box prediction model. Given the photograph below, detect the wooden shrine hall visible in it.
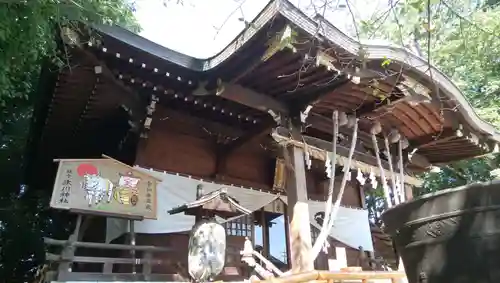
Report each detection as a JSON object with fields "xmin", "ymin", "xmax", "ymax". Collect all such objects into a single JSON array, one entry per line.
[{"xmin": 27, "ymin": 0, "xmax": 500, "ymax": 282}]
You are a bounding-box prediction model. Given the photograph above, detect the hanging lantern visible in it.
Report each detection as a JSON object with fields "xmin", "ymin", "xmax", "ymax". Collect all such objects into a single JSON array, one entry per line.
[
  {"xmin": 346, "ymin": 114, "xmax": 357, "ymax": 128},
  {"xmin": 370, "ymin": 121, "xmax": 382, "ymax": 135},
  {"xmin": 387, "ymin": 129, "xmax": 401, "ymax": 144},
  {"xmin": 188, "ymin": 219, "xmax": 226, "ymax": 282}
]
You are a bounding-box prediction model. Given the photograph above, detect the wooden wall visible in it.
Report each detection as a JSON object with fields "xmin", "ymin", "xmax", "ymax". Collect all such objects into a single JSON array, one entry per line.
[
  {"xmin": 306, "ymin": 170, "xmax": 363, "ymax": 208},
  {"xmin": 135, "ymin": 106, "xmax": 275, "ymax": 190},
  {"xmin": 132, "ymin": 106, "xmax": 366, "ymax": 270},
  {"xmin": 135, "ymin": 106, "xmax": 364, "ymax": 207}
]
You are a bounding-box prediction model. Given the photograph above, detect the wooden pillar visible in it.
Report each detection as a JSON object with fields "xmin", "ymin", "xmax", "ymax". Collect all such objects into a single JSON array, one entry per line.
[
  {"xmin": 260, "ymin": 208, "xmax": 269, "ymax": 257},
  {"xmin": 129, "ymin": 220, "xmax": 136, "ymax": 274},
  {"xmin": 404, "ymin": 184, "xmax": 413, "ymax": 200},
  {"xmin": 251, "ymin": 214, "xmax": 256, "ymax": 246},
  {"xmin": 263, "ymin": 221, "xmax": 271, "ymax": 258},
  {"xmin": 58, "ymin": 214, "xmax": 83, "ymax": 280},
  {"xmin": 283, "ymin": 204, "xmax": 292, "ymax": 268},
  {"xmin": 285, "ymin": 145, "xmax": 314, "ymax": 273}
]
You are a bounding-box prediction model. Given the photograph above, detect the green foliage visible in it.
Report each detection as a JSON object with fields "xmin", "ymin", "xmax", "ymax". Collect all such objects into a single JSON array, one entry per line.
[
  {"xmin": 361, "ymin": 0, "xmax": 500, "ymax": 195},
  {"xmin": 0, "ymin": 1, "xmax": 139, "ymax": 282}
]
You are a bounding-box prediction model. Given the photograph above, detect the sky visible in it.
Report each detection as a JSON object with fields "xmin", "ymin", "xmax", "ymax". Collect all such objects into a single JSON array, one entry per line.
[
  {"xmin": 133, "ymin": 0, "xmax": 390, "ymax": 58},
  {"xmin": 132, "ymin": 0, "xmax": 389, "ymax": 260}
]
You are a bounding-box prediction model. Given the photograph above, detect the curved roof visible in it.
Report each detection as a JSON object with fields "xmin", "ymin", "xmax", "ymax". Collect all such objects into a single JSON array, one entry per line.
[
  {"xmin": 29, "ymin": 0, "xmax": 499, "ymax": 185},
  {"xmin": 94, "ymin": 0, "xmax": 500, "ymax": 154}
]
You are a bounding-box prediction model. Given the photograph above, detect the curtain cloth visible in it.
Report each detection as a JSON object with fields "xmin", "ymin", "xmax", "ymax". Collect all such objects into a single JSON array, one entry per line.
[{"xmin": 106, "ymin": 167, "xmax": 373, "ymax": 252}]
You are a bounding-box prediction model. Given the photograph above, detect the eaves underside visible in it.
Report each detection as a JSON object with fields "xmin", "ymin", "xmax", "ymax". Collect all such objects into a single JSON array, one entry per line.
[{"xmin": 94, "ymin": 0, "xmax": 500, "ymax": 146}]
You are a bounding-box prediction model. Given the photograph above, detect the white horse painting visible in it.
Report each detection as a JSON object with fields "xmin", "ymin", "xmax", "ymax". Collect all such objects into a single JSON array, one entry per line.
[{"xmin": 81, "ymin": 174, "xmax": 114, "ymax": 206}]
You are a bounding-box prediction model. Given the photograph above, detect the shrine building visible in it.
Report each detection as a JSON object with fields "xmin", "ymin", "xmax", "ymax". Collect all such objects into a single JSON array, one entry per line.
[{"xmin": 27, "ymin": 0, "xmax": 500, "ymax": 281}]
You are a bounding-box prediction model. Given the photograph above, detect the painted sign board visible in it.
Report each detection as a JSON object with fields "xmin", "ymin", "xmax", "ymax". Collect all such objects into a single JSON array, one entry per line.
[{"xmin": 50, "ymin": 157, "xmax": 159, "ymax": 219}]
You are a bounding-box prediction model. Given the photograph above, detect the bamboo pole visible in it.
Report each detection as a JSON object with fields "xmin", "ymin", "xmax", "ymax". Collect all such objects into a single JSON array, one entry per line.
[{"xmin": 252, "ymin": 270, "xmax": 406, "ymax": 283}]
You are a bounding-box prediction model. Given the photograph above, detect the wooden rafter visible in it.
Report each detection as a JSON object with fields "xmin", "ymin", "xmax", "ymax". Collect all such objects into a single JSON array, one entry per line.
[
  {"xmin": 217, "ymin": 83, "xmax": 289, "ymax": 114},
  {"xmin": 223, "ymin": 122, "xmax": 274, "ymax": 155},
  {"xmin": 272, "ymin": 126, "xmax": 422, "ymax": 186}
]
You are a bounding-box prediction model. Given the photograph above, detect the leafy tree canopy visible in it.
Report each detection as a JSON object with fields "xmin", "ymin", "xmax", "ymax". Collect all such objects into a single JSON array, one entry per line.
[
  {"xmin": 359, "ymin": 0, "xmax": 500, "ymax": 195},
  {"xmin": 0, "ymin": 1, "xmax": 139, "ymax": 282}
]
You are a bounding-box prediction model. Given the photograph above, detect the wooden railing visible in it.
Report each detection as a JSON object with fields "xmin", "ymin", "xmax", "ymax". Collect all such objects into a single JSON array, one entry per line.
[
  {"xmin": 44, "ymin": 237, "xmax": 249, "ymax": 282},
  {"xmin": 44, "ymin": 237, "xmax": 187, "ymax": 282}
]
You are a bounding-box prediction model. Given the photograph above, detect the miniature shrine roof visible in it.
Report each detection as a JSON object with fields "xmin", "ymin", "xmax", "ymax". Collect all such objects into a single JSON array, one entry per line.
[
  {"xmin": 167, "ymin": 188, "xmax": 252, "ymax": 217},
  {"xmin": 27, "ymin": 0, "xmax": 500, "ymax": 189}
]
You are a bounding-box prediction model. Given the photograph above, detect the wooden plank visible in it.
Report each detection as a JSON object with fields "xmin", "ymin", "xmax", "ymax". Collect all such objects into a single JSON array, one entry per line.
[
  {"xmin": 272, "ymin": 127, "xmax": 422, "ymax": 186},
  {"xmin": 276, "ymin": 126, "xmax": 384, "ymax": 170},
  {"xmin": 253, "ymin": 270, "xmax": 407, "ymax": 282},
  {"xmin": 58, "ymin": 214, "xmax": 82, "ymax": 275},
  {"xmin": 218, "ymin": 83, "xmax": 288, "ymax": 114},
  {"xmin": 260, "ymin": 208, "xmax": 269, "ymax": 258},
  {"xmin": 284, "ymin": 129, "xmax": 314, "ymax": 273},
  {"xmin": 283, "ymin": 204, "xmax": 292, "ymax": 268},
  {"xmin": 223, "ymin": 123, "xmax": 274, "ymax": 156},
  {"xmin": 307, "ymin": 112, "xmax": 432, "ymax": 169},
  {"xmin": 55, "ymin": 272, "xmax": 186, "ymax": 282},
  {"xmin": 46, "ymin": 253, "xmax": 163, "ymax": 265},
  {"xmin": 44, "ymin": 237, "xmax": 172, "ymax": 252},
  {"xmin": 143, "ymin": 251, "xmax": 153, "ymax": 280},
  {"xmin": 307, "ymin": 112, "xmax": 381, "ymax": 145}
]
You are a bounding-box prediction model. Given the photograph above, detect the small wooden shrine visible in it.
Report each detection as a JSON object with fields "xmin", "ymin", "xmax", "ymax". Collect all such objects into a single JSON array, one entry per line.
[{"xmin": 28, "ymin": 0, "xmax": 500, "ymax": 282}]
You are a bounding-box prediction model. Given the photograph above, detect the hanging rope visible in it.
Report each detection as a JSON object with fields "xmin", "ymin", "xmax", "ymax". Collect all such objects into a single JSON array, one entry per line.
[
  {"xmin": 311, "ymin": 117, "xmax": 358, "ymax": 260},
  {"xmin": 383, "ymin": 136, "xmax": 397, "ymax": 205},
  {"xmin": 398, "ymin": 138, "xmax": 406, "ymax": 203},
  {"xmin": 370, "ymin": 122, "xmax": 393, "ymax": 209},
  {"xmin": 319, "ymin": 110, "xmax": 339, "ymax": 250}
]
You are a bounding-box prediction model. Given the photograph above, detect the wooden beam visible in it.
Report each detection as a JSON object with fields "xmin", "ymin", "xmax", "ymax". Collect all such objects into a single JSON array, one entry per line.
[
  {"xmin": 306, "ymin": 112, "xmax": 382, "ymax": 146},
  {"xmin": 158, "ymin": 107, "xmax": 245, "ymax": 139},
  {"xmin": 289, "ymin": 77, "xmax": 350, "ymax": 107},
  {"xmin": 284, "ymin": 124, "xmax": 314, "ymax": 273},
  {"xmin": 411, "ymin": 128, "xmax": 463, "ymax": 148},
  {"xmin": 276, "ymin": 126, "xmax": 387, "ymax": 170},
  {"xmin": 218, "ymin": 83, "xmax": 289, "ymax": 114},
  {"xmin": 306, "ymin": 112, "xmax": 437, "ymax": 169},
  {"xmin": 223, "ymin": 123, "xmax": 274, "ymax": 155},
  {"xmin": 273, "ymin": 128, "xmax": 422, "ymax": 185},
  {"xmin": 213, "ymin": 122, "xmax": 274, "ymax": 178},
  {"xmin": 79, "ymin": 49, "xmax": 144, "ymax": 122}
]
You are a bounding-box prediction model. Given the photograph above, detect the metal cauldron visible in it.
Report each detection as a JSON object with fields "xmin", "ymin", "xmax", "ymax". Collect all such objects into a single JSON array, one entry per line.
[{"xmin": 382, "ymin": 180, "xmax": 500, "ymax": 283}]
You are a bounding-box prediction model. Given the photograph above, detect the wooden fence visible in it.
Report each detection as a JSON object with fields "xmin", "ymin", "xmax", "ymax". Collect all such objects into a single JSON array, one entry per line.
[
  {"xmin": 43, "ymin": 237, "xmax": 250, "ymax": 282},
  {"xmin": 43, "ymin": 236, "xmax": 184, "ymax": 282}
]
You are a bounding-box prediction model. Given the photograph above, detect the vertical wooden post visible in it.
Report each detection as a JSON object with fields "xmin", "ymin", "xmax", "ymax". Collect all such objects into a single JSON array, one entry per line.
[
  {"xmin": 251, "ymin": 213, "xmax": 256, "ymax": 246},
  {"xmin": 283, "ymin": 204, "xmax": 292, "ymax": 268},
  {"xmin": 58, "ymin": 214, "xmax": 83, "ymax": 280},
  {"xmin": 404, "ymin": 184, "xmax": 413, "ymax": 200},
  {"xmin": 285, "ymin": 144, "xmax": 314, "ymax": 273},
  {"xmin": 143, "ymin": 251, "xmax": 152, "ymax": 281},
  {"xmin": 103, "ymin": 216, "xmax": 113, "ymax": 274},
  {"xmin": 129, "ymin": 220, "xmax": 136, "ymax": 274},
  {"xmin": 263, "ymin": 222, "xmax": 271, "ymax": 258},
  {"xmin": 260, "ymin": 208, "xmax": 269, "ymax": 258}
]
